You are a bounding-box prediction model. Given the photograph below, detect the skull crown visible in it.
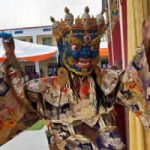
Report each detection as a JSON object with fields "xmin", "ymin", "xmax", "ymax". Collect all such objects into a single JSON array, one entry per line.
[{"xmin": 50, "ymin": 6, "xmax": 106, "ymax": 41}]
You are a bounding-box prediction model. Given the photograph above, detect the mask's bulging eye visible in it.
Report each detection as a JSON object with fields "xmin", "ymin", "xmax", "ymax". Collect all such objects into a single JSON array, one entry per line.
[{"xmin": 71, "ymin": 45, "xmax": 77, "ymax": 51}]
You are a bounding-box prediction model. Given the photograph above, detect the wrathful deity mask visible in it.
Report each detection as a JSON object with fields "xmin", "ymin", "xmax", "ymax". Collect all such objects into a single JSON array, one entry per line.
[{"xmin": 51, "ymin": 6, "xmax": 106, "ymax": 76}]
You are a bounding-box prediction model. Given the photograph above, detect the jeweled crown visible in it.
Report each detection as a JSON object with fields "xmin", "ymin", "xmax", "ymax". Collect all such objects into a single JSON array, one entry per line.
[{"xmin": 50, "ymin": 6, "xmax": 106, "ymax": 41}]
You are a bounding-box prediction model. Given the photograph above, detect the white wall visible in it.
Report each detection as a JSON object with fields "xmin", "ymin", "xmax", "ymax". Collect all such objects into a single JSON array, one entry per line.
[{"xmin": 3, "ymin": 26, "xmax": 52, "ymax": 38}]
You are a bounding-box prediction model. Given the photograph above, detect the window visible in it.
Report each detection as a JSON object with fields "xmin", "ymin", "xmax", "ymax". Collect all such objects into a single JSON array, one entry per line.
[
  {"xmin": 30, "ymin": 38, "xmax": 33, "ymax": 43},
  {"xmin": 15, "ymin": 30, "xmax": 23, "ymax": 34},
  {"xmin": 25, "ymin": 66, "xmax": 36, "ymax": 80},
  {"xmin": 20, "ymin": 39, "xmax": 27, "ymax": 42},
  {"xmin": 43, "ymin": 28, "xmax": 51, "ymax": 32},
  {"xmin": 101, "ymin": 59, "xmax": 108, "ymax": 69},
  {"xmin": 25, "ymin": 66, "xmax": 35, "ymax": 74},
  {"xmin": 47, "ymin": 63, "xmax": 57, "ymax": 76},
  {"xmin": 42, "ymin": 37, "xmax": 52, "ymax": 46}
]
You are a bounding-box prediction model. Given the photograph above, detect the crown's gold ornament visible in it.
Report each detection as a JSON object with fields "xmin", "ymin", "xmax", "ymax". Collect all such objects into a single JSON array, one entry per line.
[{"xmin": 50, "ymin": 6, "xmax": 107, "ymax": 41}]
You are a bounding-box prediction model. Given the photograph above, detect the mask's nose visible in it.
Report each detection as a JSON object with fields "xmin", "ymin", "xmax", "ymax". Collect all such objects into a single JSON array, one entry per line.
[{"xmin": 79, "ymin": 45, "xmax": 92, "ymax": 58}]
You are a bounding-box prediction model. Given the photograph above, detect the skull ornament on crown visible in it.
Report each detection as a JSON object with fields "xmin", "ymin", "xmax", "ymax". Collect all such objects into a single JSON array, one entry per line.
[
  {"xmin": 82, "ymin": 7, "xmax": 91, "ymax": 27},
  {"xmin": 64, "ymin": 7, "xmax": 74, "ymax": 26},
  {"xmin": 51, "ymin": 6, "xmax": 106, "ymax": 76}
]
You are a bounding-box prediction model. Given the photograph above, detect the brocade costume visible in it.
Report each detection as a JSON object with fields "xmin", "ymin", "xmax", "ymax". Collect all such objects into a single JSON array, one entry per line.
[
  {"xmin": 118, "ymin": 48, "xmax": 150, "ymax": 127},
  {"xmin": 26, "ymin": 69, "xmax": 125, "ymax": 149}
]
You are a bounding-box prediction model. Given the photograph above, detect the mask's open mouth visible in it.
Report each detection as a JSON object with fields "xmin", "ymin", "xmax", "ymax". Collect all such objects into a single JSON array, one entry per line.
[{"xmin": 75, "ymin": 58, "xmax": 92, "ymax": 68}]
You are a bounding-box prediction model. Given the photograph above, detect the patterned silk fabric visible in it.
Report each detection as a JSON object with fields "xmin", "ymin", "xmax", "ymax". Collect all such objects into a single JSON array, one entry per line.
[
  {"xmin": 26, "ymin": 70, "xmax": 125, "ymax": 150},
  {"xmin": 0, "ymin": 65, "xmax": 39, "ymax": 145},
  {"xmin": 117, "ymin": 48, "xmax": 150, "ymax": 150},
  {"xmin": 0, "ymin": 64, "xmax": 128, "ymax": 149},
  {"xmin": 118, "ymin": 48, "xmax": 149, "ymax": 114}
]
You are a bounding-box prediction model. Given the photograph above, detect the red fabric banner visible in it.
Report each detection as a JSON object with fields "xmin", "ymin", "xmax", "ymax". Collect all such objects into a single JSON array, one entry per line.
[{"xmin": 108, "ymin": 0, "xmax": 127, "ymax": 68}]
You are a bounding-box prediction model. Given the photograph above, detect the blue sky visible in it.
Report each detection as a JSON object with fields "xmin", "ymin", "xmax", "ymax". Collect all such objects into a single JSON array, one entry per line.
[{"xmin": 0, "ymin": 0, "xmax": 101, "ymax": 29}]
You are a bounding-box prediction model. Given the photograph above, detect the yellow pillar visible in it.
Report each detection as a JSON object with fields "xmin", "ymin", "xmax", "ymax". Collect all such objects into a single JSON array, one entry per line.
[
  {"xmin": 127, "ymin": 0, "xmax": 147, "ymax": 61},
  {"xmin": 127, "ymin": 0, "xmax": 150, "ymax": 149}
]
